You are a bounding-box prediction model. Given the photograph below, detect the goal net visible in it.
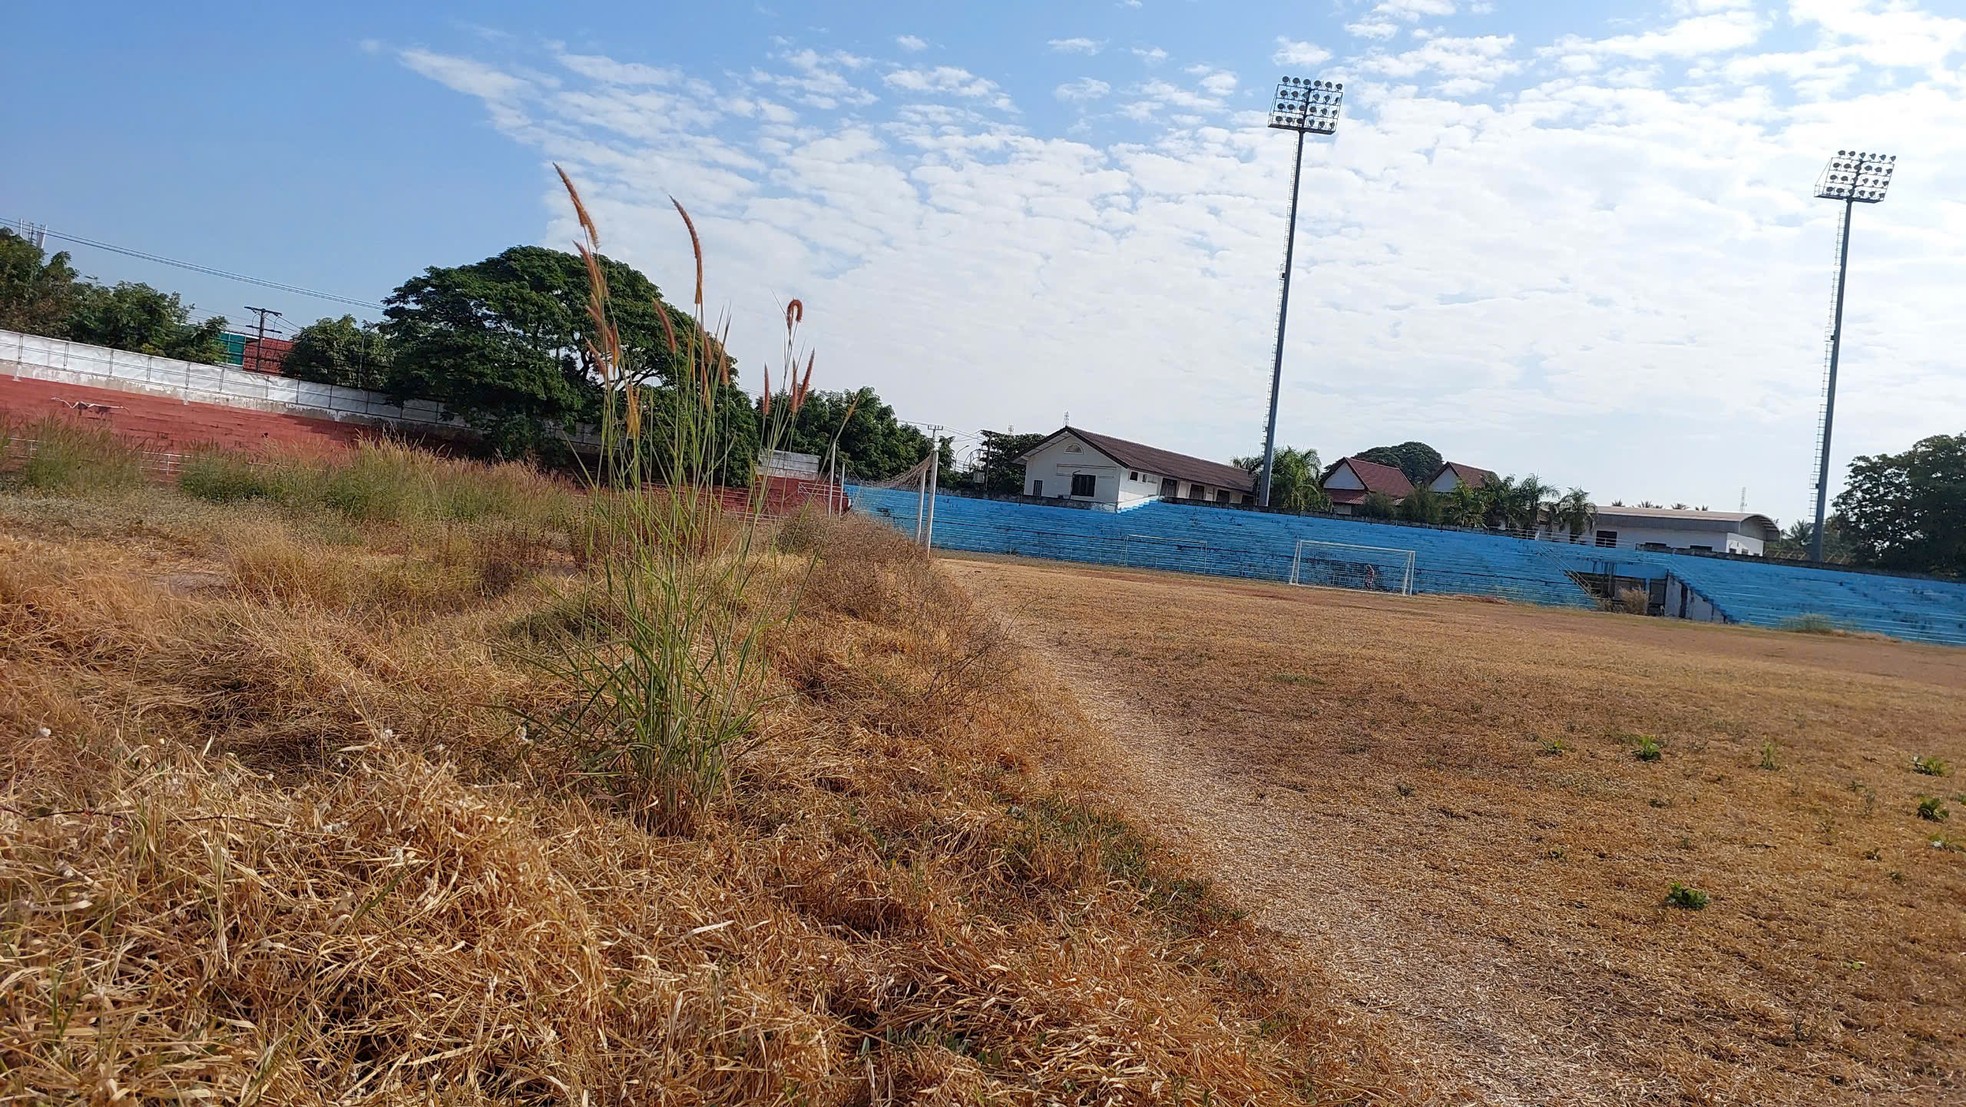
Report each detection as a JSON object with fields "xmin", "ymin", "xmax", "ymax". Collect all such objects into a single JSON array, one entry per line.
[{"xmin": 1289, "ymin": 539, "xmax": 1416, "ymax": 596}]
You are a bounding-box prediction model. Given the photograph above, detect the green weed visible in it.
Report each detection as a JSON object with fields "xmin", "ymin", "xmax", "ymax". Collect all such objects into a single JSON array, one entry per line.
[{"xmin": 1665, "ymin": 883, "xmax": 1709, "ymax": 910}]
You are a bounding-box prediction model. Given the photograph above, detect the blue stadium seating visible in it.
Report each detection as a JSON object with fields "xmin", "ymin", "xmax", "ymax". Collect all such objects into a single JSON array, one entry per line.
[{"xmin": 851, "ymin": 487, "xmax": 1966, "ymax": 646}]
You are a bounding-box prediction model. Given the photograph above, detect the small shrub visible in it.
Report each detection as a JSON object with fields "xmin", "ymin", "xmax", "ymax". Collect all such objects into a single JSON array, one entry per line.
[
  {"xmin": 1779, "ymin": 613, "xmax": 1841, "ymax": 635},
  {"xmin": 1665, "ymin": 883, "xmax": 1709, "ymax": 910},
  {"xmin": 179, "ymin": 450, "xmax": 281, "ymax": 503},
  {"xmin": 1758, "ymin": 741, "xmax": 1779, "ymax": 771},
  {"xmin": 1916, "ymin": 796, "xmax": 1948, "ymax": 822},
  {"xmin": 7, "ymin": 418, "xmax": 145, "ymax": 494},
  {"xmin": 1631, "ymin": 734, "xmax": 1663, "ymax": 762},
  {"xmin": 1912, "ymin": 755, "xmax": 1950, "ymax": 777},
  {"xmin": 1537, "ymin": 737, "xmax": 1568, "ymax": 756},
  {"xmin": 773, "ymin": 506, "xmax": 828, "ymax": 555},
  {"xmin": 1612, "ymin": 587, "xmax": 1649, "ymax": 615}
]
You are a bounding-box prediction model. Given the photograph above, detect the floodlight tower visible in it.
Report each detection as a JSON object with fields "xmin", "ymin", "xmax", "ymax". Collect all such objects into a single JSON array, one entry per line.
[
  {"xmin": 1808, "ymin": 150, "xmax": 1895, "ymax": 562},
  {"xmin": 1256, "ymin": 75, "xmax": 1343, "ymax": 509}
]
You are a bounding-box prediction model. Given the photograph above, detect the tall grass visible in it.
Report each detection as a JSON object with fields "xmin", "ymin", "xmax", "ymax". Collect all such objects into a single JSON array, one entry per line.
[
  {"xmin": 529, "ymin": 169, "xmax": 821, "ymax": 833},
  {"xmin": 178, "ymin": 440, "xmax": 576, "ymax": 529},
  {"xmin": 0, "ymin": 416, "xmax": 146, "ymax": 494}
]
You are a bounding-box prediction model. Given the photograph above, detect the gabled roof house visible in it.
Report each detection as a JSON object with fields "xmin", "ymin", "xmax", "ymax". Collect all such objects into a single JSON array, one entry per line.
[
  {"xmin": 1427, "ymin": 461, "xmax": 1496, "ymax": 493},
  {"xmin": 1016, "ymin": 427, "xmax": 1254, "ymax": 511},
  {"xmin": 1320, "ymin": 456, "xmax": 1413, "ymax": 514}
]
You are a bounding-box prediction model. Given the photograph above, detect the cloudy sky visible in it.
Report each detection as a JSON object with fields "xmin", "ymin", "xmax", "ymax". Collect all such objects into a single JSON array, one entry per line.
[{"xmin": 6, "ymin": 1, "xmax": 1964, "ymax": 521}]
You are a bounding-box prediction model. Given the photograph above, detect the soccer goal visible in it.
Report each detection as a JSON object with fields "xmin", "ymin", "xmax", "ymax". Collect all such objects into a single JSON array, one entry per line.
[{"xmin": 1289, "ymin": 539, "xmax": 1416, "ymax": 596}]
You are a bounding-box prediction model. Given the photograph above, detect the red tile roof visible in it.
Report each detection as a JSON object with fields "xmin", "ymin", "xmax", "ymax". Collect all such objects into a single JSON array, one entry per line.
[
  {"xmin": 1431, "ymin": 461, "xmax": 1496, "ymax": 489},
  {"xmin": 1323, "ymin": 456, "xmax": 1413, "ymax": 497}
]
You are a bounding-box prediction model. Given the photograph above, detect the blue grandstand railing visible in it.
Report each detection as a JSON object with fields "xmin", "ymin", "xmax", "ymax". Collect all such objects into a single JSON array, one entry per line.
[{"xmin": 851, "ymin": 485, "xmax": 1966, "ymax": 647}]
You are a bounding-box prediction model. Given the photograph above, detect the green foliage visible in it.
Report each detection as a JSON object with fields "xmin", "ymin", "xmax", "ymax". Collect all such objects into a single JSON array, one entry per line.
[
  {"xmin": 971, "ymin": 429, "xmax": 1047, "ymax": 495},
  {"xmin": 1834, "ymin": 433, "xmax": 1966, "ymax": 575},
  {"xmin": 0, "ymin": 229, "xmax": 80, "ymax": 335},
  {"xmin": 1355, "ymin": 441, "xmax": 1441, "ymax": 487},
  {"xmin": 1233, "ymin": 446, "xmax": 1326, "ymax": 512},
  {"xmin": 1778, "ymin": 613, "xmax": 1842, "ymax": 635},
  {"xmin": 1665, "ymin": 883, "xmax": 1709, "ymax": 910},
  {"xmin": 1912, "ymin": 755, "xmax": 1950, "ymax": 777},
  {"xmin": 1358, "ymin": 490, "xmax": 1398, "ymax": 519},
  {"xmin": 1549, "ymin": 487, "xmax": 1596, "ymax": 541},
  {"xmin": 1767, "ymin": 518, "xmax": 1857, "ymax": 563},
  {"xmin": 176, "ymin": 441, "xmax": 573, "ymax": 528},
  {"xmin": 2, "ymin": 417, "xmax": 145, "ymax": 494},
  {"xmin": 1917, "ymin": 796, "xmax": 1949, "ymax": 821},
  {"xmin": 1537, "ymin": 737, "xmax": 1568, "ymax": 756},
  {"xmin": 1758, "ymin": 741, "xmax": 1779, "ymax": 771},
  {"xmin": 63, "ymin": 281, "xmax": 228, "ymax": 363},
  {"xmin": 1397, "ymin": 484, "xmax": 1441, "ymax": 524},
  {"xmin": 772, "ymin": 387, "xmax": 934, "ymax": 481},
  {"xmin": 285, "ymin": 315, "xmax": 393, "ymax": 389},
  {"xmin": 381, "ymin": 245, "xmax": 709, "ymax": 461},
  {"xmin": 1631, "ymin": 734, "xmax": 1663, "ymax": 762}
]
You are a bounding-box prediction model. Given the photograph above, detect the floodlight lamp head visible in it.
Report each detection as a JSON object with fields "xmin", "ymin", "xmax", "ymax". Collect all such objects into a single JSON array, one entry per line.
[
  {"xmin": 1815, "ymin": 148, "xmax": 1895, "ymax": 204},
  {"xmin": 1269, "ymin": 74, "xmax": 1344, "ymax": 135}
]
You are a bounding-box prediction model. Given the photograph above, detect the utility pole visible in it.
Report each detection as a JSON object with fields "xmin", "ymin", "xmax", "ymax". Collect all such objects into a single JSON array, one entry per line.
[
  {"xmin": 1808, "ymin": 151, "xmax": 1895, "ymax": 563},
  {"xmin": 244, "ymin": 305, "xmax": 282, "ymax": 372},
  {"xmin": 1258, "ymin": 76, "xmax": 1343, "ymax": 508},
  {"xmin": 923, "ymin": 426, "xmax": 943, "ymax": 552}
]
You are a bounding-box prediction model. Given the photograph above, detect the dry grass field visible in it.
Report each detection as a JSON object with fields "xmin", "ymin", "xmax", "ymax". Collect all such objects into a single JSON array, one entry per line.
[{"xmin": 953, "ymin": 555, "xmax": 1966, "ymax": 1106}]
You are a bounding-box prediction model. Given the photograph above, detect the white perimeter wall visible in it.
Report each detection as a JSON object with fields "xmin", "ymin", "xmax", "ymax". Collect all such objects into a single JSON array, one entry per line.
[{"xmin": 1, "ymin": 328, "xmax": 468, "ymax": 434}]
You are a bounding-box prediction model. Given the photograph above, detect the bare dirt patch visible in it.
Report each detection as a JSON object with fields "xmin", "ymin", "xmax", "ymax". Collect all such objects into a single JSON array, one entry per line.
[{"xmin": 953, "ymin": 554, "xmax": 1966, "ymax": 1106}]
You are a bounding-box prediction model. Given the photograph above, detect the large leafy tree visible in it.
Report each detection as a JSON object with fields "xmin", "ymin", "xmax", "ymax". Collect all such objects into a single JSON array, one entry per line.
[
  {"xmin": 1768, "ymin": 518, "xmax": 1856, "ymax": 563},
  {"xmin": 767, "ymin": 387, "xmax": 933, "ymax": 481},
  {"xmin": 1234, "ymin": 446, "xmax": 1327, "ymax": 512},
  {"xmin": 285, "ymin": 314, "xmax": 392, "ymax": 389},
  {"xmin": 1357, "ymin": 441, "xmax": 1443, "ymax": 487},
  {"xmin": 1833, "ymin": 433, "xmax": 1966, "ymax": 575},
  {"xmin": 381, "ymin": 245, "xmax": 701, "ymax": 459},
  {"xmin": 970, "ymin": 429, "xmax": 1047, "ymax": 495},
  {"xmin": 64, "ymin": 281, "xmax": 228, "ymax": 363},
  {"xmin": 0, "ymin": 229, "xmax": 80, "ymax": 335}
]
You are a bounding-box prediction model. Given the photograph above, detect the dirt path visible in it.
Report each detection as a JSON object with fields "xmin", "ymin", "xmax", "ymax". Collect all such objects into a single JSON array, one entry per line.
[{"xmin": 950, "ymin": 555, "xmax": 1966, "ymax": 1107}]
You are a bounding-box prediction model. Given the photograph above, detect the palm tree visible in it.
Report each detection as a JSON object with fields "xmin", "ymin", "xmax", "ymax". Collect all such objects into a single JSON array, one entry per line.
[
  {"xmin": 1445, "ymin": 481, "xmax": 1487, "ymax": 528},
  {"xmin": 1480, "ymin": 474, "xmax": 1517, "ymax": 530},
  {"xmin": 1550, "ymin": 487, "xmax": 1595, "ymax": 543},
  {"xmin": 1513, "ymin": 475, "xmax": 1553, "ymax": 535}
]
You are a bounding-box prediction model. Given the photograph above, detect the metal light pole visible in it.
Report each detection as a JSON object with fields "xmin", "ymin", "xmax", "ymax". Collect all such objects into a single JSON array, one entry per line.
[
  {"xmin": 1808, "ymin": 150, "xmax": 1895, "ymax": 562},
  {"xmin": 1257, "ymin": 76, "xmax": 1343, "ymax": 509}
]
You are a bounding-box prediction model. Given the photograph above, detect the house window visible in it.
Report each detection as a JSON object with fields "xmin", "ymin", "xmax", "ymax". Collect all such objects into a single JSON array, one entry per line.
[
  {"xmin": 1032, "ymin": 479, "xmax": 1042, "ymax": 497},
  {"xmin": 1595, "ymin": 530, "xmax": 1617, "ymax": 548},
  {"xmin": 1215, "ymin": 489, "xmax": 1229, "ymax": 503},
  {"xmin": 1071, "ymin": 473, "xmax": 1097, "ymax": 497},
  {"xmin": 1129, "ymin": 471, "xmax": 1139, "ymax": 481}
]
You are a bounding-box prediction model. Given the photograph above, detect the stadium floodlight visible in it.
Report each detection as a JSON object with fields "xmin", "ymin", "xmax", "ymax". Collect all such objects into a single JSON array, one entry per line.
[
  {"xmin": 1256, "ymin": 76, "xmax": 1344, "ymax": 510},
  {"xmin": 1807, "ymin": 149, "xmax": 1895, "ymax": 563}
]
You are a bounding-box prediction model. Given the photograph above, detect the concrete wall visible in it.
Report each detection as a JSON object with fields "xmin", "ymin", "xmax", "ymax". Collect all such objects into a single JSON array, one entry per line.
[{"xmin": 1, "ymin": 329, "xmax": 470, "ymax": 436}]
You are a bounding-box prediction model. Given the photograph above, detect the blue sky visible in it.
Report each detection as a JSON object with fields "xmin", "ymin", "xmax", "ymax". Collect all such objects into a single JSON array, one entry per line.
[{"xmin": 6, "ymin": 1, "xmax": 1965, "ymax": 522}]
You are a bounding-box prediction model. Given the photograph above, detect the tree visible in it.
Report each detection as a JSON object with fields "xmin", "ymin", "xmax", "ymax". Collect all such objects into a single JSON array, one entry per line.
[
  {"xmin": 1513, "ymin": 474, "xmax": 1553, "ymax": 534},
  {"xmin": 285, "ymin": 315, "xmax": 392, "ymax": 389},
  {"xmin": 1359, "ymin": 491, "xmax": 1399, "ymax": 519},
  {"xmin": 1356, "ymin": 441, "xmax": 1443, "ymax": 488},
  {"xmin": 63, "ymin": 281, "xmax": 228, "ymax": 363},
  {"xmin": 971, "ymin": 429, "xmax": 1047, "ymax": 495},
  {"xmin": 1444, "ymin": 481, "xmax": 1488, "ymax": 528},
  {"xmin": 1833, "ymin": 433, "xmax": 1966, "ymax": 575},
  {"xmin": 1397, "ymin": 484, "xmax": 1442, "ymax": 524},
  {"xmin": 381, "ymin": 245, "xmax": 700, "ymax": 459},
  {"xmin": 0, "ymin": 229, "xmax": 80, "ymax": 335},
  {"xmin": 1769, "ymin": 518, "xmax": 1855, "ymax": 563},
  {"xmin": 1234, "ymin": 446, "xmax": 1326, "ymax": 512},
  {"xmin": 1550, "ymin": 488, "xmax": 1596, "ymax": 542},
  {"xmin": 767, "ymin": 387, "xmax": 933, "ymax": 481}
]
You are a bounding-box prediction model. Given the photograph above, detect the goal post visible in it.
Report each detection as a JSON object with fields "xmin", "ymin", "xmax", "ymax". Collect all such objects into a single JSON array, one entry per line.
[{"xmin": 1290, "ymin": 539, "xmax": 1416, "ymax": 596}]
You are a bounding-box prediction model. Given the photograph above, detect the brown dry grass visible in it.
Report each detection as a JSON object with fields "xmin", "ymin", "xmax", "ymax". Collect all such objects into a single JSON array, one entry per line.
[
  {"xmin": 951, "ymin": 555, "xmax": 1966, "ymax": 1106},
  {"xmin": 0, "ymin": 488, "xmax": 1418, "ymax": 1104}
]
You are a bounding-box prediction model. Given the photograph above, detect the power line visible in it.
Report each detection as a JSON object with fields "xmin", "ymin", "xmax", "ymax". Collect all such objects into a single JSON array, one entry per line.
[{"xmin": 1, "ymin": 217, "xmax": 384, "ymax": 312}]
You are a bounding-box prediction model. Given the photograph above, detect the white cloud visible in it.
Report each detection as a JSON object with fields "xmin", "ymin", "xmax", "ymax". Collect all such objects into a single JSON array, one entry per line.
[
  {"xmin": 895, "ymin": 34, "xmax": 927, "ymax": 52},
  {"xmin": 1055, "ymin": 78, "xmax": 1112, "ymax": 102},
  {"xmin": 398, "ymin": 17, "xmax": 1966, "ymax": 524},
  {"xmin": 1273, "ymin": 38, "xmax": 1333, "ymax": 67},
  {"xmin": 1132, "ymin": 46, "xmax": 1169, "ymax": 64},
  {"xmin": 1549, "ymin": 9, "xmax": 1767, "ymax": 61},
  {"xmin": 1347, "ymin": 21, "xmax": 1401, "ymax": 41},
  {"xmin": 1048, "ymin": 37, "xmax": 1104, "ymax": 55},
  {"xmin": 1376, "ymin": 0, "xmax": 1457, "ymax": 21}
]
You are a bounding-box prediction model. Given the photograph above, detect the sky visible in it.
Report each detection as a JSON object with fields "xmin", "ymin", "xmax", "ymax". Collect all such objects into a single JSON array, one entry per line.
[{"xmin": 4, "ymin": 0, "xmax": 1964, "ymax": 523}]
